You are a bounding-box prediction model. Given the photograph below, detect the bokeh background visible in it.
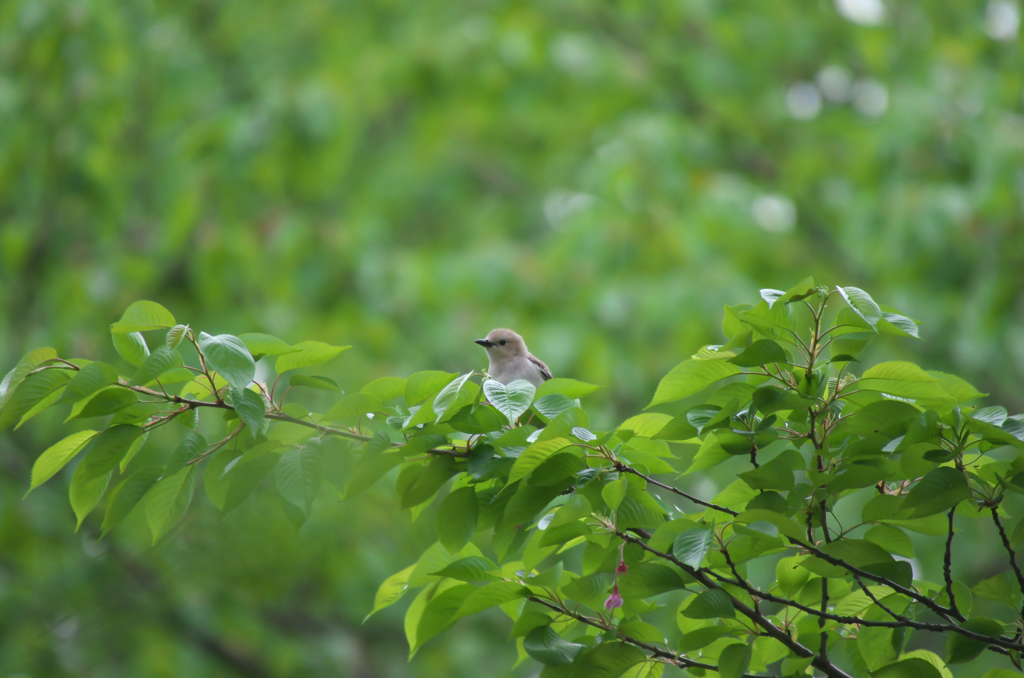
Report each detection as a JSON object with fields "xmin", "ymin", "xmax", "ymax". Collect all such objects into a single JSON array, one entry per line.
[{"xmin": 1, "ymin": 0, "xmax": 1022, "ymax": 676}]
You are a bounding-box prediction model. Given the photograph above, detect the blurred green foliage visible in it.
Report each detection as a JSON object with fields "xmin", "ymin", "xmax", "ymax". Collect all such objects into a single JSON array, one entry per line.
[{"xmin": 1, "ymin": 0, "xmax": 1022, "ymax": 676}]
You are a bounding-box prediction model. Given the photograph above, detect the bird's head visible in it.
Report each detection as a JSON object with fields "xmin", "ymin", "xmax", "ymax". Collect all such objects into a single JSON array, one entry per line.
[{"xmin": 475, "ymin": 328, "xmax": 528, "ymax": 359}]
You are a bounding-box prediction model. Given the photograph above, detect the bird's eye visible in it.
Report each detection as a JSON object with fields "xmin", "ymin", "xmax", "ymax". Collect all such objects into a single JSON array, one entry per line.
[{"xmin": 499, "ymin": 340, "xmax": 506, "ymax": 346}]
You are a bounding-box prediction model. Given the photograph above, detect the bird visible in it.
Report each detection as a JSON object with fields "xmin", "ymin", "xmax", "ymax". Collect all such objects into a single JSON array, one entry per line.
[{"xmin": 475, "ymin": 328, "xmax": 552, "ymax": 387}]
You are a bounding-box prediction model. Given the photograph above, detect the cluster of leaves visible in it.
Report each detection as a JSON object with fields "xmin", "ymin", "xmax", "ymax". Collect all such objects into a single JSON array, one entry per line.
[{"xmin": 5, "ymin": 282, "xmax": 1024, "ymax": 678}]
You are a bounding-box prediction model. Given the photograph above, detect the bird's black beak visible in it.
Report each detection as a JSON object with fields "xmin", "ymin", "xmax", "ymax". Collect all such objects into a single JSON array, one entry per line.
[{"xmin": 475, "ymin": 339, "xmax": 493, "ymax": 347}]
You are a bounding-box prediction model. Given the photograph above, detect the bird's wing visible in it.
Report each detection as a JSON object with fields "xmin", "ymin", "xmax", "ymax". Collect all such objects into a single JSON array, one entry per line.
[{"xmin": 526, "ymin": 354, "xmax": 553, "ymax": 381}]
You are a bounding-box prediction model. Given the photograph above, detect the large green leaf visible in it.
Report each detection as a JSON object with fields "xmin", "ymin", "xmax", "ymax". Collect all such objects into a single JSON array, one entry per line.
[
  {"xmin": 617, "ymin": 563, "xmax": 691, "ymax": 598},
  {"xmin": 112, "ymin": 331, "xmax": 150, "ymax": 368},
  {"xmin": 0, "ymin": 347, "xmax": 57, "ymax": 413},
  {"xmin": 276, "ymin": 446, "xmax": 323, "ymax": 517},
  {"xmin": 534, "ymin": 378, "xmax": 603, "ymax": 400},
  {"xmin": 523, "ymin": 626, "xmax": 585, "ymax": 666},
  {"xmin": 110, "ymin": 300, "xmax": 176, "ymax": 333},
  {"xmin": 729, "ymin": 339, "xmax": 787, "ymax": 367},
  {"xmin": 27, "ymin": 430, "xmax": 99, "ymax": 493},
  {"xmin": 361, "ymin": 376, "xmax": 407, "ymax": 402},
  {"xmin": 405, "ymin": 371, "xmax": 458, "ymax": 406},
  {"xmin": 871, "ymin": 658, "xmax": 943, "ymax": 678},
  {"xmin": 681, "ymin": 589, "xmax": 735, "ymax": 619},
  {"xmin": 69, "ymin": 463, "xmax": 110, "ymax": 530},
  {"xmin": 364, "ymin": 564, "xmax": 416, "ymax": 622},
  {"xmin": 776, "ymin": 556, "xmax": 810, "ymax": 597},
  {"xmin": 274, "ymin": 340, "xmax": 350, "ymax": 373},
  {"xmin": 74, "ymin": 386, "xmax": 138, "ymax": 419},
  {"xmin": 76, "ymin": 425, "xmax": 147, "ymax": 481},
  {"xmin": 718, "ymin": 643, "xmax": 752, "ymax": 678},
  {"xmin": 837, "ymin": 286, "xmax": 882, "ymax": 329},
  {"xmin": 238, "ymin": 333, "xmax": 298, "ymax": 357},
  {"xmin": 197, "ymin": 332, "xmax": 255, "ymax": 393},
  {"xmin": 672, "ymin": 527, "xmax": 713, "ymax": 568},
  {"xmin": 436, "ymin": 487, "xmax": 478, "ymax": 554},
  {"xmin": 230, "ymin": 387, "xmax": 267, "ymax": 437},
  {"xmin": 59, "ymin": 362, "xmax": 119, "ymax": 404},
  {"xmin": 101, "ymin": 467, "xmax": 163, "ymax": 536},
  {"xmin": 0, "ymin": 369, "xmax": 73, "ymax": 430},
  {"xmin": 129, "ymin": 346, "xmax": 183, "ymax": 386},
  {"xmin": 430, "ymin": 556, "xmax": 498, "ymax": 582},
  {"xmin": 901, "ymin": 467, "xmax": 972, "ymax": 518},
  {"xmin": 648, "ymin": 359, "xmax": 741, "ymax": 408},
  {"xmin": 483, "ymin": 379, "xmax": 536, "ymax": 425},
  {"xmin": 145, "ymin": 466, "xmax": 196, "ymax": 544},
  {"xmin": 432, "ymin": 372, "xmax": 475, "ymax": 421},
  {"xmin": 574, "ymin": 642, "xmax": 646, "ymax": 678},
  {"xmin": 508, "ymin": 438, "xmax": 573, "ymax": 484},
  {"xmin": 453, "ymin": 581, "xmax": 529, "ymax": 619},
  {"xmin": 945, "ymin": 617, "xmax": 1004, "ymax": 664}
]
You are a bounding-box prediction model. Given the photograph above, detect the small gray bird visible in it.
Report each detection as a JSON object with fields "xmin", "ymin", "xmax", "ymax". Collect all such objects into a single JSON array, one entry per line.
[{"xmin": 475, "ymin": 328, "xmax": 552, "ymax": 387}]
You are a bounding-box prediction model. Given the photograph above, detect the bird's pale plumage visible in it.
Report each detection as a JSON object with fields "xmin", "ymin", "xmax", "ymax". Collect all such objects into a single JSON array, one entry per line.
[{"xmin": 475, "ymin": 328, "xmax": 551, "ymax": 387}]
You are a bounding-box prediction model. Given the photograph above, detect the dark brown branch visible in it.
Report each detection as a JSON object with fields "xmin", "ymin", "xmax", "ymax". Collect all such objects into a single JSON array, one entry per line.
[
  {"xmin": 944, "ymin": 508, "xmax": 963, "ymax": 620},
  {"xmin": 991, "ymin": 508, "xmax": 1024, "ymax": 601},
  {"xmin": 527, "ymin": 596, "xmax": 758, "ymax": 677},
  {"xmin": 616, "ymin": 464, "xmax": 738, "ymax": 516}
]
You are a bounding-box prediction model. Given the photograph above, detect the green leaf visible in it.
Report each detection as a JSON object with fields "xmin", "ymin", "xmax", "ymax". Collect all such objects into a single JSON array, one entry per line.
[
  {"xmin": 448, "ymin": 404, "xmax": 507, "ymax": 434},
  {"xmin": 454, "ymin": 581, "xmax": 529, "ymax": 619},
  {"xmin": 751, "ymin": 386, "xmax": 814, "ymax": 415},
  {"xmin": 483, "ymin": 379, "xmax": 536, "ymax": 425},
  {"xmin": 878, "ymin": 313, "xmax": 921, "ymax": 340},
  {"xmin": 837, "ymin": 286, "xmax": 882, "ymax": 329},
  {"xmin": 401, "ymin": 455, "xmax": 459, "ymax": 509},
  {"xmin": 410, "ymin": 582, "xmax": 475, "ymax": 653},
  {"xmin": 222, "ymin": 452, "xmax": 279, "ymax": 513},
  {"xmin": 231, "ymin": 387, "xmax": 267, "ymax": 437},
  {"xmin": 648, "ymin": 359, "xmax": 742, "ymax": 408},
  {"xmin": 673, "ymin": 527, "xmax": 714, "ymax": 568},
  {"xmin": 101, "ymin": 467, "xmax": 163, "ymax": 536},
  {"xmin": 324, "ymin": 392, "xmax": 381, "ymax": 425},
  {"xmin": 864, "ymin": 524, "xmax": 915, "ymax": 558},
  {"xmin": 523, "ymin": 626, "xmax": 585, "ymax": 666},
  {"xmin": 618, "ymin": 563, "xmax": 691, "ymax": 598},
  {"xmin": 738, "ymin": 456, "xmax": 795, "ymax": 491},
  {"xmin": 112, "ymin": 331, "xmax": 150, "ymax": 368},
  {"xmin": 165, "ymin": 431, "xmax": 207, "ymax": 475},
  {"xmin": 27, "ymin": 430, "xmax": 99, "ymax": 493},
  {"xmin": 238, "ymin": 333, "xmax": 298, "ymax": 357},
  {"xmin": 364, "ymin": 564, "xmax": 416, "ymax": 622},
  {"xmin": 602, "ymin": 478, "xmax": 627, "ymax": 512},
  {"xmin": 288, "ymin": 374, "xmax": 341, "ymax": 391},
  {"xmin": 59, "ymin": 362, "xmax": 119, "ymax": 404},
  {"xmin": 534, "ymin": 378, "xmax": 603, "ymax": 400},
  {"xmin": 69, "ymin": 462, "xmax": 110, "ymax": 530},
  {"xmin": 575, "ymin": 642, "xmax": 646, "ymax": 678},
  {"xmin": 362, "ymin": 376, "xmax": 407, "ymax": 402},
  {"xmin": 533, "ymin": 394, "xmax": 573, "ymax": 422},
  {"xmin": 165, "ymin": 324, "xmax": 189, "ymax": 349},
  {"xmin": 729, "ymin": 339, "xmax": 787, "ymax": 367},
  {"xmin": 77, "ymin": 425, "xmax": 147, "ymax": 481},
  {"xmin": 197, "ymin": 332, "xmax": 255, "ymax": 393},
  {"xmin": 0, "ymin": 369, "xmax": 73, "ymax": 430},
  {"xmin": 682, "ymin": 589, "xmax": 735, "ymax": 619},
  {"xmin": 129, "ymin": 346, "xmax": 183, "ymax": 386},
  {"xmin": 617, "ymin": 621, "xmax": 664, "ymax": 644},
  {"xmin": 678, "ymin": 626, "xmax": 737, "ymax": 652},
  {"xmin": 0, "ymin": 347, "xmax": 58, "ymax": 413},
  {"xmin": 433, "ymin": 372, "xmax": 475, "ymax": 421},
  {"xmin": 275, "ymin": 340, "xmax": 350, "ymax": 374},
  {"xmin": 430, "ymin": 556, "xmax": 498, "ymax": 582},
  {"xmin": 872, "ymin": 658, "xmax": 943, "ymax": 678},
  {"xmin": 945, "ymin": 617, "xmax": 1004, "ymax": 664},
  {"xmin": 972, "ymin": 571, "xmax": 1022, "ymax": 612},
  {"xmin": 776, "ymin": 556, "xmax": 810, "ymax": 598},
  {"xmin": 508, "ymin": 438, "xmax": 573, "ymax": 484},
  {"xmin": 276, "ymin": 446, "xmax": 323, "ymax": 517},
  {"xmin": 437, "ymin": 487, "xmax": 478, "ymax": 554},
  {"xmin": 718, "ymin": 643, "xmax": 753, "ymax": 678},
  {"xmin": 405, "ymin": 371, "xmax": 458, "ymax": 406},
  {"xmin": 145, "ymin": 466, "xmax": 196, "ymax": 544},
  {"xmin": 902, "ymin": 467, "xmax": 972, "ymax": 518},
  {"xmin": 74, "ymin": 386, "xmax": 138, "ymax": 419},
  {"xmin": 110, "ymin": 300, "xmax": 176, "ymax": 333}
]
